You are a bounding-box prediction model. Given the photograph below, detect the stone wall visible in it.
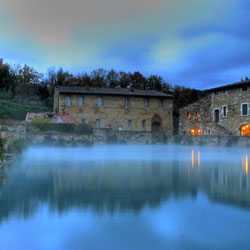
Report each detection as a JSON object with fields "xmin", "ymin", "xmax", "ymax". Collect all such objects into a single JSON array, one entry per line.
[
  {"xmin": 0, "ymin": 123, "xmax": 26, "ymax": 149},
  {"xmin": 27, "ymin": 129, "xmax": 250, "ymax": 148},
  {"xmin": 179, "ymin": 85, "xmax": 250, "ymax": 136},
  {"xmin": 56, "ymin": 92, "xmax": 173, "ymax": 134}
]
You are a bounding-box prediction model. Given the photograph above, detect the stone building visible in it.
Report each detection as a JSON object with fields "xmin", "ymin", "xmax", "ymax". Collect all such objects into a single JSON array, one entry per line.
[
  {"xmin": 179, "ymin": 79, "xmax": 250, "ymax": 136},
  {"xmin": 54, "ymin": 86, "xmax": 173, "ymax": 133}
]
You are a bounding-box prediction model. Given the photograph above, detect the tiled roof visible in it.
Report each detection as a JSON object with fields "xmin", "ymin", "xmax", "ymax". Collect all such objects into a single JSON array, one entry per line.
[
  {"xmin": 56, "ymin": 86, "xmax": 172, "ymax": 98},
  {"xmin": 26, "ymin": 112, "xmax": 76, "ymax": 124},
  {"xmin": 207, "ymin": 79, "xmax": 250, "ymax": 92}
]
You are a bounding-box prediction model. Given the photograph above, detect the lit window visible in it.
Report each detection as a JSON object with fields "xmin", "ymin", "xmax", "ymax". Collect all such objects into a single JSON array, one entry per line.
[
  {"xmin": 186, "ymin": 112, "xmax": 191, "ymax": 120},
  {"xmin": 78, "ymin": 96, "xmax": 83, "ymax": 106},
  {"xmin": 128, "ymin": 120, "xmax": 132, "ymax": 130},
  {"xmin": 241, "ymin": 103, "xmax": 248, "ymax": 116},
  {"xmin": 159, "ymin": 100, "xmax": 163, "ymax": 108},
  {"xmin": 241, "ymin": 124, "xmax": 250, "ymax": 136},
  {"xmin": 190, "ymin": 128, "xmax": 201, "ymax": 135},
  {"xmin": 65, "ymin": 96, "xmax": 71, "ymax": 106},
  {"xmin": 96, "ymin": 119, "xmax": 100, "ymax": 128},
  {"xmin": 125, "ymin": 98, "xmax": 130, "ymax": 108},
  {"xmin": 195, "ymin": 112, "xmax": 199, "ymax": 120},
  {"xmin": 98, "ymin": 97, "xmax": 103, "ymax": 107},
  {"xmin": 145, "ymin": 99, "xmax": 150, "ymax": 108},
  {"xmin": 222, "ymin": 105, "xmax": 227, "ymax": 117},
  {"xmin": 142, "ymin": 120, "xmax": 146, "ymax": 130}
]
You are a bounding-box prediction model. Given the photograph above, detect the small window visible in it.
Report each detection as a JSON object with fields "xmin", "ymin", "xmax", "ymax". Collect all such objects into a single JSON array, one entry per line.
[
  {"xmin": 222, "ymin": 105, "xmax": 227, "ymax": 117},
  {"xmin": 98, "ymin": 97, "xmax": 103, "ymax": 107},
  {"xmin": 241, "ymin": 103, "xmax": 248, "ymax": 116},
  {"xmin": 215, "ymin": 91, "xmax": 219, "ymax": 96},
  {"xmin": 242, "ymin": 86, "xmax": 248, "ymax": 92},
  {"xmin": 159, "ymin": 99, "xmax": 163, "ymax": 108},
  {"xmin": 145, "ymin": 99, "xmax": 150, "ymax": 108},
  {"xmin": 96, "ymin": 119, "xmax": 100, "ymax": 128},
  {"xmin": 195, "ymin": 112, "xmax": 199, "ymax": 120},
  {"xmin": 65, "ymin": 96, "xmax": 71, "ymax": 106},
  {"xmin": 125, "ymin": 98, "xmax": 130, "ymax": 108},
  {"xmin": 186, "ymin": 112, "xmax": 191, "ymax": 120},
  {"xmin": 223, "ymin": 90, "xmax": 227, "ymax": 95},
  {"xmin": 128, "ymin": 120, "xmax": 132, "ymax": 130},
  {"xmin": 142, "ymin": 120, "xmax": 146, "ymax": 130},
  {"xmin": 82, "ymin": 119, "xmax": 85, "ymax": 124},
  {"xmin": 78, "ymin": 96, "xmax": 83, "ymax": 106}
]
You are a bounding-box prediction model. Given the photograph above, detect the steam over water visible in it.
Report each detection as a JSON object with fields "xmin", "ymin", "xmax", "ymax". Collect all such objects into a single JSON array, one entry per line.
[{"xmin": 0, "ymin": 145, "xmax": 250, "ymax": 250}]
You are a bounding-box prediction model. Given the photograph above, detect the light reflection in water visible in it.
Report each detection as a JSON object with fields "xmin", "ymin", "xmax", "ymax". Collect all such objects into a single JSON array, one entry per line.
[
  {"xmin": 192, "ymin": 150, "xmax": 194, "ymax": 167},
  {"xmin": 246, "ymin": 154, "xmax": 249, "ymax": 175},
  {"xmin": 198, "ymin": 150, "xmax": 200, "ymax": 167}
]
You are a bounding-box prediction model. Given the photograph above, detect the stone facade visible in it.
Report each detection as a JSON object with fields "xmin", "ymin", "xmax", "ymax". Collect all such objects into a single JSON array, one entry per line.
[
  {"xmin": 54, "ymin": 86, "xmax": 173, "ymax": 134},
  {"xmin": 179, "ymin": 80, "xmax": 250, "ymax": 136}
]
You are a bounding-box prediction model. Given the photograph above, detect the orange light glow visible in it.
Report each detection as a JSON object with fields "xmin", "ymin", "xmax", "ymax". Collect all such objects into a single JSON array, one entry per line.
[
  {"xmin": 190, "ymin": 128, "xmax": 201, "ymax": 135},
  {"xmin": 246, "ymin": 154, "xmax": 249, "ymax": 175},
  {"xmin": 241, "ymin": 124, "xmax": 250, "ymax": 136},
  {"xmin": 198, "ymin": 151, "xmax": 200, "ymax": 167},
  {"xmin": 192, "ymin": 150, "xmax": 194, "ymax": 167},
  {"xmin": 195, "ymin": 112, "xmax": 199, "ymax": 120},
  {"xmin": 187, "ymin": 112, "xmax": 191, "ymax": 120}
]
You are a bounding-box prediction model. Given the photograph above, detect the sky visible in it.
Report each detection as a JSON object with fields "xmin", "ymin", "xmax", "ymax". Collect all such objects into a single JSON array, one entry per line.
[{"xmin": 0, "ymin": 0, "xmax": 249, "ymax": 89}]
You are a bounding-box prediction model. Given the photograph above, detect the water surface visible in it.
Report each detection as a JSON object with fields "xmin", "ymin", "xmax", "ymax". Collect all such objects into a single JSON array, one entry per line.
[{"xmin": 0, "ymin": 145, "xmax": 250, "ymax": 250}]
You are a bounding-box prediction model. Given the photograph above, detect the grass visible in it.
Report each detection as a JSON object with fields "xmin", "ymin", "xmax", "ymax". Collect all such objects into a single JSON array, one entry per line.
[{"xmin": 0, "ymin": 100, "xmax": 51, "ymax": 120}]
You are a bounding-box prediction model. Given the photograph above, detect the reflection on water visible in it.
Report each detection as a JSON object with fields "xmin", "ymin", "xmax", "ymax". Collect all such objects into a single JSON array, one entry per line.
[
  {"xmin": 0, "ymin": 146, "xmax": 250, "ymax": 250},
  {"xmin": 0, "ymin": 146, "xmax": 249, "ymax": 221}
]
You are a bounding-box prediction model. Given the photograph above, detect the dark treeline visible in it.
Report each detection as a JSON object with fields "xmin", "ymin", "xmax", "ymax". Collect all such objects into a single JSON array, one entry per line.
[{"xmin": 0, "ymin": 59, "xmax": 203, "ymax": 131}]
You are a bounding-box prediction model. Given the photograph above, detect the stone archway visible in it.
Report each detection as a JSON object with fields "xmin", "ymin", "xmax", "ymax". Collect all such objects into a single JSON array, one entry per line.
[{"xmin": 151, "ymin": 114, "xmax": 162, "ymax": 132}]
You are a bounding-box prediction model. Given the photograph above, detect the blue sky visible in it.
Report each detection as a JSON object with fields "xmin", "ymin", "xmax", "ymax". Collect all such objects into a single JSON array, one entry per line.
[{"xmin": 0, "ymin": 0, "xmax": 249, "ymax": 89}]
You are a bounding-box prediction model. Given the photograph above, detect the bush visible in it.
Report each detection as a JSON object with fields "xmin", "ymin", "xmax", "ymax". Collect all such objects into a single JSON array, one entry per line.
[
  {"xmin": 0, "ymin": 138, "xmax": 4, "ymax": 163},
  {"xmin": 74, "ymin": 123, "xmax": 93, "ymax": 134},
  {"xmin": 30, "ymin": 118, "xmax": 93, "ymax": 134},
  {"xmin": 7, "ymin": 138, "xmax": 27, "ymax": 155}
]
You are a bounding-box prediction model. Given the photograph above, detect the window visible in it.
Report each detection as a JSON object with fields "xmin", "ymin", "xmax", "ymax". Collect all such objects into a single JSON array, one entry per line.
[
  {"xmin": 242, "ymin": 86, "xmax": 248, "ymax": 92},
  {"xmin": 190, "ymin": 128, "xmax": 201, "ymax": 135},
  {"xmin": 142, "ymin": 120, "xmax": 146, "ymax": 130},
  {"xmin": 78, "ymin": 96, "xmax": 83, "ymax": 106},
  {"xmin": 96, "ymin": 119, "xmax": 100, "ymax": 128},
  {"xmin": 128, "ymin": 120, "xmax": 132, "ymax": 130},
  {"xmin": 215, "ymin": 91, "xmax": 219, "ymax": 96},
  {"xmin": 195, "ymin": 112, "xmax": 199, "ymax": 120},
  {"xmin": 186, "ymin": 112, "xmax": 191, "ymax": 120},
  {"xmin": 145, "ymin": 99, "xmax": 150, "ymax": 108},
  {"xmin": 222, "ymin": 105, "xmax": 227, "ymax": 117},
  {"xmin": 223, "ymin": 90, "xmax": 227, "ymax": 95},
  {"xmin": 159, "ymin": 99, "xmax": 163, "ymax": 108},
  {"xmin": 241, "ymin": 103, "xmax": 248, "ymax": 116},
  {"xmin": 98, "ymin": 97, "xmax": 103, "ymax": 107},
  {"xmin": 241, "ymin": 124, "xmax": 250, "ymax": 136},
  {"xmin": 125, "ymin": 98, "xmax": 130, "ymax": 108},
  {"xmin": 65, "ymin": 96, "xmax": 71, "ymax": 106},
  {"xmin": 82, "ymin": 119, "xmax": 85, "ymax": 124}
]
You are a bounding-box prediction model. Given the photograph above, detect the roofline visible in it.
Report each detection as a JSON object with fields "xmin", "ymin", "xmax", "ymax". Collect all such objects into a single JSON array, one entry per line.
[
  {"xmin": 55, "ymin": 87, "xmax": 173, "ymax": 98},
  {"xmin": 205, "ymin": 80, "xmax": 250, "ymax": 92}
]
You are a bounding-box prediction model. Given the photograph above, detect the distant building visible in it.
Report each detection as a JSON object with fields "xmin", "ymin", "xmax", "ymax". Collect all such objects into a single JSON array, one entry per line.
[
  {"xmin": 179, "ymin": 79, "xmax": 250, "ymax": 136},
  {"xmin": 53, "ymin": 86, "xmax": 173, "ymax": 133}
]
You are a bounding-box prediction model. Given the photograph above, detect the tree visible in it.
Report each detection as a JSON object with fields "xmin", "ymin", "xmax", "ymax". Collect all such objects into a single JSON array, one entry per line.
[
  {"xmin": 0, "ymin": 59, "xmax": 17, "ymax": 93},
  {"xmin": 90, "ymin": 68, "xmax": 107, "ymax": 87},
  {"xmin": 129, "ymin": 71, "xmax": 147, "ymax": 89},
  {"xmin": 118, "ymin": 71, "xmax": 130, "ymax": 88},
  {"xmin": 106, "ymin": 69, "xmax": 119, "ymax": 88}
]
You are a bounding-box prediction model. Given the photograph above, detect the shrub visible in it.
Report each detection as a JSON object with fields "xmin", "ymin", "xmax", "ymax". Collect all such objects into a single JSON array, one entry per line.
[
  {"xmin": 7, "ymin": 138, "xmax": 28, "ymax": 155},
  {"xmin": 74, "ymin": 123, "xmax": 93, "ymax": 134},
  {"xmin": 0, "ymin": 138, "xmax": 5, "ymax": 163},
  {"xmin": 30, "ymin": 118, "xmax": 75, "ymax": 133}
]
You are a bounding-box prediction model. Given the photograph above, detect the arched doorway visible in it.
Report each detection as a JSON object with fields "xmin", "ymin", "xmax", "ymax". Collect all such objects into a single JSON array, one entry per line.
[
  {"xmin": 241, "ymin": 124, "xmax": 250, "ymax": 136},
  {"xmin": 151, "ymin": 114, "xmax": 162, "ymax": 132}
]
